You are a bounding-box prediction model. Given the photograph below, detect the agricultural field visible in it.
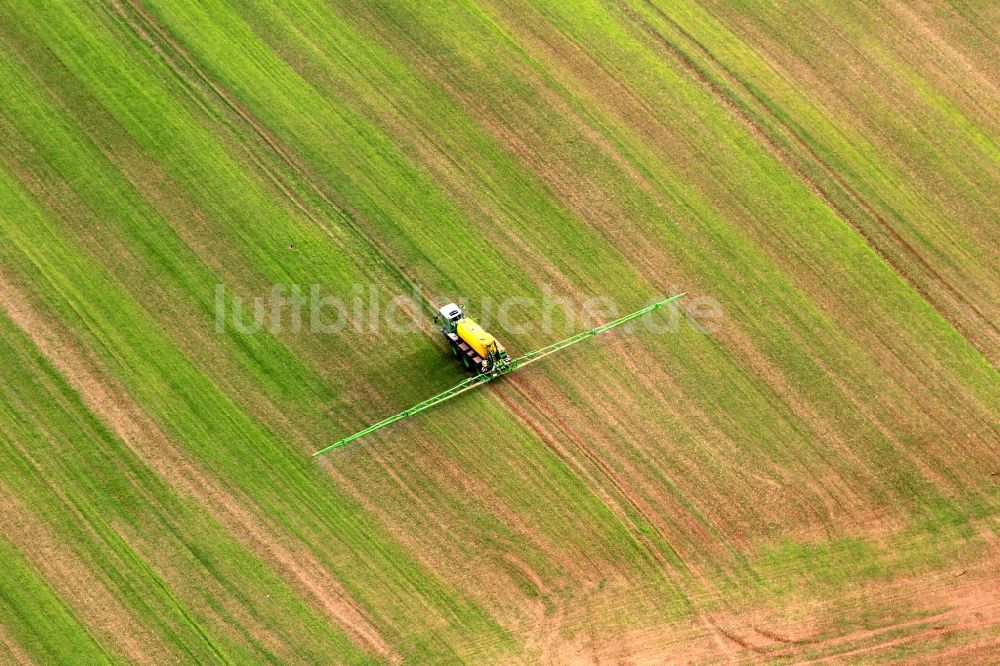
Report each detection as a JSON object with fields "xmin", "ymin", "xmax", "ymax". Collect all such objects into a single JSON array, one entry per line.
[{"xmin": 0, "ymin": 0, "xmax": 997, "ymax": 662}]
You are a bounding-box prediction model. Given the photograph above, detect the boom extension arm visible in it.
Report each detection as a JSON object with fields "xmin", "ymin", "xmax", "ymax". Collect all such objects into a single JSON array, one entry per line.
[
  {"xmin": 508, "ymin": 292, "xmax": 686, "ymax": 371},
  {"xmin": 313, "ymin": 292, "xmax": 685, "ymax": 457},
  {"xmin": 312, "ymin": 373, "xmax": 495, "ymax": 456}
]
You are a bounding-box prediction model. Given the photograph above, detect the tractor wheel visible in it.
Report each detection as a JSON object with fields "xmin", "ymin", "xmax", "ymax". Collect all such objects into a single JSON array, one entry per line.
[
  {"xmin": 461, "ymin": 353, "xmax": 471, "ymax": 370},
  {"xmin": 450, "ymin": 341, "xmax": 459, "ymax": 357}
]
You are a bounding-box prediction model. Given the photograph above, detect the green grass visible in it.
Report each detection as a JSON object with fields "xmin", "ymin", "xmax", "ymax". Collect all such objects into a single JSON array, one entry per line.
[
  {"xmin": 0, "ymin": 533, "xmax": 111, "ymax": 664},
  {"xmin": 0, "ymin": 211, "xmax": 384, "ymax": 663},
  {"xmin": 0, "ymin": 0, "xmax": 997, "ymax": 661}
]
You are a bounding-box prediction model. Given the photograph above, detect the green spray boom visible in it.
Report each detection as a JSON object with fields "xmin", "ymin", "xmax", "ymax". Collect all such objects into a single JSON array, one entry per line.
[{"xmin": 313, "ymin": 292, "xmax": 685, "ymax": 456}]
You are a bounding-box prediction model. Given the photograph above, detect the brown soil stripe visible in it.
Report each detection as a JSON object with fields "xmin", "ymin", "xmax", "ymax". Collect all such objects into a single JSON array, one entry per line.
[
  {"xmin": 0, "ymin": 623, "xmax": 34, "ymax": 666},
  {"xmin": 0, "ymin": 272, "xmax": 399, "ymax": 662},
  {"xmin": 0, "ymin": 486, "xmax": 164, "ymax": 663}
]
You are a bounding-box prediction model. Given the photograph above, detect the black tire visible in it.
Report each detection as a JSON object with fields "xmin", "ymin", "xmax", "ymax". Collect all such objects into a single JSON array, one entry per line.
[
  {"xmin": 461, "ymin": 353, "xmax": 471, "ymax": 370},
  {"xmin": 450, "ymin": 340, "xmax": 459, "ymax": 357}
]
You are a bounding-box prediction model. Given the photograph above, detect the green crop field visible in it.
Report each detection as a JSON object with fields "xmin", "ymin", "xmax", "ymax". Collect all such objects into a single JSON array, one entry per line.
[{"xmin": 0, "ymin": 0, "xmax": 997, "ymax": 662}]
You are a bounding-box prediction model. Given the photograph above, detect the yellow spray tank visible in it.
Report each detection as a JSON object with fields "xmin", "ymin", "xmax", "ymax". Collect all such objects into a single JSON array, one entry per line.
[{"xmin": 456, "ymin": 318, "xmax": 502, "ymax": 359}]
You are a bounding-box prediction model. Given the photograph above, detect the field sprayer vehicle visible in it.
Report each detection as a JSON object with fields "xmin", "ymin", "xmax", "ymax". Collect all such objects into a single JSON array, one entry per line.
[{"xmin": 314, "ymin": 293, "xmax": 685, "ymax": 456}]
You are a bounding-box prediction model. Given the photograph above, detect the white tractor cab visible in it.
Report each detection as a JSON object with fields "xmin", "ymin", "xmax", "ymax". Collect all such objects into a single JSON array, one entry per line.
[{"xmin": 436, "ymin": 303, "xmax": 464, "ymax": 334}]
